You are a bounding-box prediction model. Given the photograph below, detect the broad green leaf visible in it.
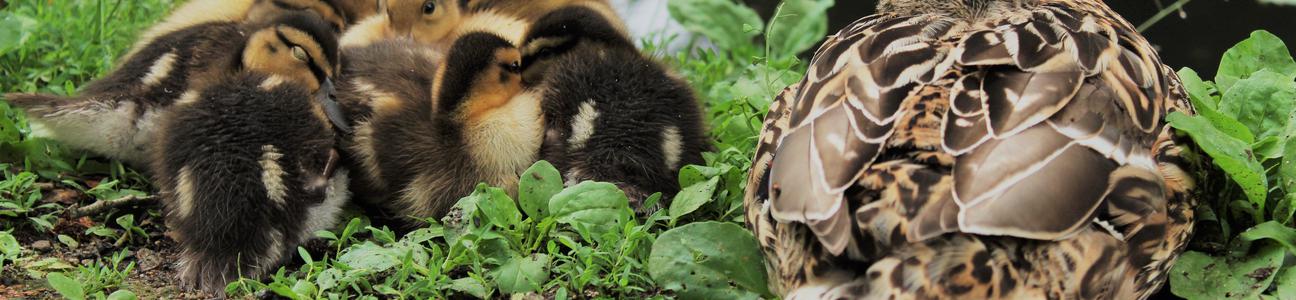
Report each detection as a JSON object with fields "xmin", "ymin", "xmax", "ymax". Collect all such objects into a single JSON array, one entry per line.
[
  {"xmin": 548, "ymin": 181, "xmax": 632, "ymax": 235},
  {"xmin": 669, "ymin": 176, "xmax": 720, "ymax": 220},
  {"xmin": 337, "ymin": 242, "xmax": 400, "ymax": 273},
  {"xmin": 1219, "ymin": 69, "xmax": 1296, "ymax": 141},
  {"xmin": 115, "ymin": 214, "xmax": 135, "ymax": 229},
  {"xmin": 268, "ymin": 282, "xmax": 303, "ymax": 300},
  {"xmin": 291, "ymin": 281, "xmax": 317, "ymax": 298},
  {"xmin": 447, "ymin": 277, "xmax": 490, "ymax": 299},
  {"xmin": 1179, "ymin": 68, "xmax": 1220, "ymax": 107},
  {"xmin": 1281, "ymin": 111, "xmax": 1296, "ymax": 223},
  {"xmin": 491, "ymin": 254, "xmax": 552, "ymax": 294},
  {"xmin": 0, "ymin": 12, "xmax": 36, "ymax": 55},
  {"xmin": 1274, "ymin": 267, "xmax": 1296, "ymax": 300},
  {"xmin": 1170, "ymin": 246, "xmax": 1285, "ymax": 300},
  {"xmin": 1254, "ymin": 136, "xmax": 1284, "ymax": 160},
  {"xmin": 518, "ymin": 161, "xmax": 563, "ymax": 219},
  {"xmin": 1217, "ymin": 30, "xmax": 1296, "ymax": 92},
  {"xmin": 649, "ymin": 222, "xmax": 770, "ymax": 299},
  {"xmin": 766, "ymin": 0, "xmax": 834, "ymax": 58},
  {"xmin": 47, "ymin": 272, "xmax": 85, "ymax": 300},
  {"xmin": 1241, "ymin": 221, "xmax": 1296, "ymax": 254},
  {"xmin": 1259, "ymin": 0, "xmax": 1296, "ymax": 5},
  {"xmin": 1179, "ymin": 68, "xmax": 1254, "ymax": 142},
  {"xmin": 0, "ymin": 231, "xmax": 19, "ymax": 256},
  {"xmin": 316, "ymin": 269, "xmax": 342, "ymax": 292},
  {"xmin": 473, "ymin": 184, "xmax": 521, "ymax": 229},
  {"xmin": 668, "ymin": 0, "xmax": 763, "ymax": 50},
  {"xmin": 1168, "ymin": 112, "xmax": 1268, "ymax": 211},
  {"xmin": 679, "ymin": 165, "xmax": 728, "ymax": 187},
  {"xmin": 106, "ymin": 290, "xmax": 137, "ymax": 300}
]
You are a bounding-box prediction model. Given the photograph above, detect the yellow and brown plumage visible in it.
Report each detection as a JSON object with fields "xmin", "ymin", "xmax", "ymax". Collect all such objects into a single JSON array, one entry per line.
[{"xmin": 744, "ymin": 0, "xmax": 1197, "ymax": 299}]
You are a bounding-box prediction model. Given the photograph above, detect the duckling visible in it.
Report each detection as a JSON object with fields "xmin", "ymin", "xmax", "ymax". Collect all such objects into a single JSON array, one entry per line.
[
  {"xmin": 151, "ymin": 12, "xmax": 346, "ymax": 292},
  {"xmin": 521, "ymin": 6, "xmax": 709, "ymax": 210},
  {"xmin": 339, "ymin": 0, "xmax": 617, "ymax": 50},
  {"xmin": 745, "ymin": 0, "xmax": 1196, "ymax": 298},
  {"xmin": 4, "ymin": 4, "xmax": 343, "ymax": 168},
  {"xmin": 338, "ymin": 0, "xmax": 474, "ymax": 49},
  {"xmin": 127, "ymin": 0, "xmax": 348, "ymax": 59},
  {"xmin": 339, "ymin": 27, "xmax": 539, "ymax": 224},
  {"xmin": 337, "ymin": 0, "xmax": 383, "ymax": 25}
]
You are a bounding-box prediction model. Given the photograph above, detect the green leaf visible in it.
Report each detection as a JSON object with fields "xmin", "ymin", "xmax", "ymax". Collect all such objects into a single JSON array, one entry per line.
[
  {"xmin": 548, "ymin": 181, "xmax": 632, "ymax": 236},
  {"xmin": 1280, "ymin": 112, "xmax": 1296, "ymax": 224},
  {"xmin": 648, "ymin": 222, "xmax": 770, "ymax": 299},
  {"xmin": 447, "ymin": 277, "xmax": 490, "ymax": 299},
  {"xmin": 474, "ymin": 184, "xmax": 522, "ymax": 229},
  {"xmin": 337, "ymin": 242, "xmax": 400, "ymax": 273},
  {"xmin": 0, "ymin": 231, "xmax": 19, "ymax": 256},
  {"xmin": 56, "ymin": 234, "xmax": 78, "ymax": 248},
  {"xmin": 668, "ymin": 0, "xmax": 763, "ymax": 50},
  {"xmin": 115, "ymin": 214, "xmax": 135, "ymax": 229},
  {"xmin": 268, "ymin": 282, "xmax": 303, "ymax": 300},
  {"xmin": 518, "ymin": 161, "xmax": 563, "ymax": 219},
  {"xmin": 1168, "ymin": 112, "xmax": 1268, "ymax": 212},
  {"xmin": 1180, "ymin": 68, "xmax": 1220, "ymax": 107},
  {"xmin": 669, "ymin": 176, "xmax": 720, "ymax": 220},
  {"xmin": 1170, "ymin": 246, "xmax": 1285, "ymax": 300},
  {"xmin": 47, "ymin": 272, "xmax": 85, "ymax": 300},
  {"xmin": 1254, "ymin": 136, "xmax": 1284, "ymax": 161},
  {"xmin": 0, "ymin": 12, "xmax": 37, "ymax": 55},
  {"xmin": 1219, "ymin": 69, "xmax": 1296, "ymax": 141},
  {"xmin": 1217, "ymin": 30, "xmax": 1296, "ymax": 92},
  {"xmin": 1179, "ymin": 68, "xmax": 1255, "ymax": 143},
  {"xmin": 1259, "ymin": 0, "xmax": 1296, "ymax": 5},
  {"xmin": 765, "ymin": 0, "xmax": 834, "ymax": 59},
  {"xmin": 105, "ymin": 290, "xmax": 137, "ymax": 300},
  {"xmin": 491, "ymin": 254, "xmax": 552, "ymax": 294},
  {"xmin": 1241, "ymin": 221, "xmax": 1296, "ymax": 254},
  {"xmin": 1273, "ymin": 267, "xmax": 1296, "ymax": 300}
]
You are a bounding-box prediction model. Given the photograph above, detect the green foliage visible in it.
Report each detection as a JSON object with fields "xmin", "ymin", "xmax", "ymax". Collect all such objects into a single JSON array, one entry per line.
[
  {"xmin": 46, "ymin": 250, "xmax": 136, "ymax": 300},
  {"xmin": 648, "ymin": 222, "xmax": 769, "ymax": 299},
  {"xmin": 1169, "ymin": 30, "xmax": 1296, "ymax": 299}
]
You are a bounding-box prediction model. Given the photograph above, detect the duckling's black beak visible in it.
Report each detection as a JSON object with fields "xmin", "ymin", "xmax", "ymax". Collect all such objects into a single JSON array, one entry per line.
[{"xmin": 316, "ymin": 78, "xmax": 353, "ymax": 134}]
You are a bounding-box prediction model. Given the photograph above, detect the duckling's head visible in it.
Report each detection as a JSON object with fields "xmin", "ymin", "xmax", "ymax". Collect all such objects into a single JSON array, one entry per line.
[
  {"xmin": 242, "ymin": 11, "xmax": 341, "ymax": 94},
  {"xmin": 519, "ymin": 5, "xmax": 631, "ymax": 85},
  {"xmin": 336, "ymin": 0, "xmax": 384, "ymax": 24},
  {"xmin": 385, "ymin": 0, "xmax": 470, "ymax": 46},
  {"xmin": 433, "ymin": 30, "xmax": 523, "ymax": 123},
  {"xmin": 246, "ymin": 0, "xmax": 350, "ymax": 34}
]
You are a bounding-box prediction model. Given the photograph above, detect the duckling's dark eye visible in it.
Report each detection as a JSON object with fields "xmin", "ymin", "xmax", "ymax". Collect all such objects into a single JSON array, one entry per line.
[
  {"xmin": 292, "ymin": 46, "xmax": 309, "ymax": 62},
  {"xmin": 422, "ymin": 1, "xmax": 436, "ymax": 14}
]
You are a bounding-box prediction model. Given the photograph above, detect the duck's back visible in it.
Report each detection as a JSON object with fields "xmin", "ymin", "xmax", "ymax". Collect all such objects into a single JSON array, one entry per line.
[{"xmin": 745, "ymin": 1, "xmax": 1196, "ymax": 299}]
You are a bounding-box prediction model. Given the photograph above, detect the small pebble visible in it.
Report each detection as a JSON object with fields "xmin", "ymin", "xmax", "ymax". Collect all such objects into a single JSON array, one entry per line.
[{"xmin": 31, "ymin": 240, "xmax": 52, "ymax": 251}]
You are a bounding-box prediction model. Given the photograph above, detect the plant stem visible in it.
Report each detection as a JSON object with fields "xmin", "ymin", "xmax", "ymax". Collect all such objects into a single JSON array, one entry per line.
[{"xmin": 1138, "ymin": 0, "xmax": 1192, "ymax": 32}]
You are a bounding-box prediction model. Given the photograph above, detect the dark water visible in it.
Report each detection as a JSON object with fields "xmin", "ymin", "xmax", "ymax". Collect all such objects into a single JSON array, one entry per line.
[{"xmin": 745, "ymin": 1, "xmax": 1296, "ymax": 77}]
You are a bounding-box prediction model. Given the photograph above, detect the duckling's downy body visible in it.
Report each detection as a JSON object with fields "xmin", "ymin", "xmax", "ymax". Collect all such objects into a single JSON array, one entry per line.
[
  {"xmin": 151, "ymin": 12, "xmax": 347, "ymax": 292},
  {"xmin": 5, "ymin": 0, "xmax": 347, "ymax": 167},
  {"xmin": 523, "ymin": 7, "xmax": 709, "ymax": 208},
  {"xmin": 340, "ymin": 27, "xmax": 537, "ymax": 224}
]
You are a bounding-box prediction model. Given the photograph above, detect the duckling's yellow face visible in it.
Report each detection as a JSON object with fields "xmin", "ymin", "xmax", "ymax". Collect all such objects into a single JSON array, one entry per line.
[
  {"xmin": 247, "ymin": 0, "xmax": 349, "ymax": 33},
  {"xmin": 387, "ymin": 0, "xmax": 467, "ymax": 46},
  {"xmin": 243, "ymin": 25, "xmax": 337, "ymax": 92},
  {"xmin": 462, "ymin": 48, "xmax": 524, "ymax": 121}
]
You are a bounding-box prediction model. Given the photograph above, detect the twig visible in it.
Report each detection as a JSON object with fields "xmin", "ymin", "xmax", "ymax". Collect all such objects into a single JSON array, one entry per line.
[
  {"xmin": 34, "ymin": 182, "xmax": 55, "ymax": 191},
  {"xmin": 66, "ymin": 195, "xmax": 157, "ymax": 218},
  {"xmin": 1138, "ymin": 0, "xmax": 1192, "ymax": 32}
]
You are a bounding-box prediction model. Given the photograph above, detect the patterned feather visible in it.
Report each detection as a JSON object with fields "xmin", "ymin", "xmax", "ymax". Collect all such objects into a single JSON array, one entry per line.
[{"xmin": 745, "ymin": 0, "xmax": 1197, "ymax": 299}]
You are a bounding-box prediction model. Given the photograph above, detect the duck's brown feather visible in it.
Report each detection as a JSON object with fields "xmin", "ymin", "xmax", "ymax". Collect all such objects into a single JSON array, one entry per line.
[{"xmin": 745, "ymin": 0, "xmax": 1196, "ymax": 298}]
